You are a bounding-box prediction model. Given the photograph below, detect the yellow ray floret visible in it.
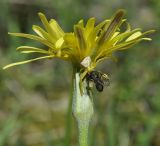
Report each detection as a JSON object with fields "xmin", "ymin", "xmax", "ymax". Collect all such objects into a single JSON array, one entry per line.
[{"xmin": 3, "ymin": 10, "xmax": 155, "ymax": 71}]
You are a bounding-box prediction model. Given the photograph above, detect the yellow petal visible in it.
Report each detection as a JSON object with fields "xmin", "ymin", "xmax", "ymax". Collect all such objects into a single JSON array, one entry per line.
[
  {"xmin": 142, "ymin": 38, "xmax": 152, "ymax": 41},
  {"xmin": 49, "ymin": 19, "xmax": 64, "ymax": 38},
  {"xmin": 109, "ymin": 39, "xmax": 141, "ymax": 51},
  {"xmin": 38, "ymin": 12, "xmax": 59, "ymax": 38},
  {"xmin": 64, "ymin": 33, "xmax": 76, "ymax": 47},
  {"xmin": 125, "ymin": 30, "xmax": 155, "ymax": 42},
  {"xmin": 32, "ymin": 25, "xmax": 45, "ymax": 38},
  {"xmin": 125, "ymin": 31, "xmax": 142, "ymax": 42},
  {"xmin": 78, "ymin": 19, "xmax": 84, "ymax": 27},
  {"xmin": 16, "ymin": 46, "xmax": 49, "ymax": 54},
  {"xmin": 55, "ymin": 37, "xmax": 64, "ymax": 49},
  {"xmin": 102, "ymin": 28, "xmax": 141, "ymax": 48},
  {"xmin": 85, "ymin": 17, "xmax": 95, "ymax": 37},
  {"xmin": 8, "ymin": 32, "xmax": 55, "ymax": 49},
  {"xmin": 32, "ymin": 25, "xmax": 56, "ymax": 43},
  {"xmin": 3, "ymin": 55, "xmax": 54, "ymax": 69},
  {"xmin": 98, "ymin": 9, "xmax": 125, "ymax": 45},
  {"xmin": 74, "ymin": 25, "xmax": 87, "ymax": 51},
  {"xmin": 111, "ymin": 32, "xmax": 120, "ymax": 39}
]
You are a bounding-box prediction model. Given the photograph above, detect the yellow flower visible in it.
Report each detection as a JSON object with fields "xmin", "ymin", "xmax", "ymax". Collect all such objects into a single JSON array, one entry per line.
[
  {"xmin": 3, "ymin": 12, "xmax": 66, "ymax": 69},
  {"xmin": 3, "ymin": 9, "xmax": 154, "ymax": 75},
  {"xmin": 64, "ymin": 10, "xmax": 154, "ymax": 80}
]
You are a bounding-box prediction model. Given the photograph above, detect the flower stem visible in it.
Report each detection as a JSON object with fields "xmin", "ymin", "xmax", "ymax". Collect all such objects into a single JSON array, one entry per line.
[
  {"xmin": 78, "ymin": 120, "xmax": 89, "ymax": 146},
  {"xmin": 72, "ymin": 72, "xmax": 94, "ymax": 146}
]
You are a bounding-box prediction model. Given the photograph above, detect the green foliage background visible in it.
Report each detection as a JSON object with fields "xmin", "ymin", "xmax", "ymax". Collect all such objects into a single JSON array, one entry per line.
[{"xmin": 0, "ymin": 0, "xmax": 159, "ymax": 146}]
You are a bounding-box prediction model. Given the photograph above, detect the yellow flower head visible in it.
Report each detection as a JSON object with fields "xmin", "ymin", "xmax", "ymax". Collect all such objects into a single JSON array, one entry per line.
[{"xmin": 3, "ymin": 9, "xmax": 154, "ymax": 76}]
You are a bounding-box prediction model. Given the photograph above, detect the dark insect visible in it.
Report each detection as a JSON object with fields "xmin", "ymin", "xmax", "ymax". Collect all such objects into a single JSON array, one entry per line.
[{"xmin": 86, "ymin": 71, "xmax": 110, "ymax": 92}]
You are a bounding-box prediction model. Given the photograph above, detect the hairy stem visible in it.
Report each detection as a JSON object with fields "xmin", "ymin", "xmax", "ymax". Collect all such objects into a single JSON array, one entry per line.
[
  {"xmin": 72, "ymin": 72, "xmax": 94, "ymax": 146},
  {"xmin": 78, "ymin": 120, "xmax": 89, "ymax": 146}
]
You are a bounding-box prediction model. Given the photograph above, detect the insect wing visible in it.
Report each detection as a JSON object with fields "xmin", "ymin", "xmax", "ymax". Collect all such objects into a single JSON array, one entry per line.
[{"xmin": 102, "ymin": 73, "xmax": 110, "ymax": 86}]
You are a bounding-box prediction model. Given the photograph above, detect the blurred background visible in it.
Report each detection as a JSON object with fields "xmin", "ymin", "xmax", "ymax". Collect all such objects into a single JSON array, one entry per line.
[{"xmin": 0, "ymin": 0, "xmax": 160, "ymax": 146}]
